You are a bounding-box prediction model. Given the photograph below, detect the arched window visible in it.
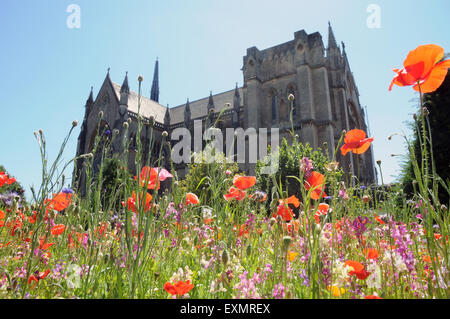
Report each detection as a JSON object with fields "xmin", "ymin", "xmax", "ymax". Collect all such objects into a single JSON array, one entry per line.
[
  {"xmin": 87, "ymin": 120, "xmax": 111, "ymax": 173},
  {"xmin": 271, "ymin": 90, "xmax": 277, "ymax": 123},
  {"xmin": 279, "ymin": 99, "xmax": 288, "ymax": 122}
]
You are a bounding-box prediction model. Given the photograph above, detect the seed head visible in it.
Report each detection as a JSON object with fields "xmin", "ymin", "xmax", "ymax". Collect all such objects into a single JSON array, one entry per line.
[{"xmin": 222, "ymin": 249, "xmax": 229, "ymax": 265}]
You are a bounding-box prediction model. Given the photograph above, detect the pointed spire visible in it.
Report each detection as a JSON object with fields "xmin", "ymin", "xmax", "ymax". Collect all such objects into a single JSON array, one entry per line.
[
  {"xmin": 150, "ymin": 59, "xmax": 159, "ymax": 102},
  {"xmin": 207, "ymin": 91, "xmax": 215, "ymax": 111},
  {"xmin": 86, "ymin": 86, "xmax": 94, "ymax": 106},
  {"xmin": 184, "ymin": 98, "xmax": 191, "ymax": 128},
  {"xmin": 164, "ymin": 104, "xmax": 170, "ymax": 127},
  {"xmin": 120, "ymin": 72, "xmax": 130, "ymax": 94},
  {"xmin": 328, "ymin": 21, "xmax": 337, "ymax": 49},
  {"xmin": 341, "ymin": 41, "xmax": 346, "ymax": 55}
]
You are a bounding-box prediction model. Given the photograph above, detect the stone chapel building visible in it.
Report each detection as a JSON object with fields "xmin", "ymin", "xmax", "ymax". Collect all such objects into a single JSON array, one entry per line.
[{"xmin": 74, "ymin": 25, "xmax": 377, "ymax": 189}]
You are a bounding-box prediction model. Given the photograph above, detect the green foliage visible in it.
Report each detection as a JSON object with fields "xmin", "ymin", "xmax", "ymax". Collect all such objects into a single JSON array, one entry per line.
[
  {"xmin": 98, "ymin": 156, "xmax": 131, "ymax": 211},
  {"xmin": 181, "ymin": 148, "xmax": 239, "ymax": 205},
  {"xmin": 255, "ymin": 137, "xmax": 341, "ymax": 200},
  {"xmin": 401, "ymin": 72, "xmax": 450, "ymax": 206}
]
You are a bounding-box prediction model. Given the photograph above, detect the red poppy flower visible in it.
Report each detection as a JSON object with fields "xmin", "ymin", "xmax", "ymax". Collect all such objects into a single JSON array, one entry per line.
[
  {"xmin": 39, "ymin": 237, "xmax": 54, "ymax": 250},
  {"xmin": 345, "ymin": 260, "xmax": 370, "ymax": 280},
  {"xmin": 164, "ymin": 280, "xmax": 194, "ymax": 296},
  {"xmin": 233, "ymin": 175, "xmax": 256, "ymax": 190},
  {"xmin": 374, "ymin": 214, "xmax": 385, "ymax": 225},
  {"xmin": 234, "ymin": 224, "xmax": 250, "ymax": 238},
  {"xmin": 341, "ymin": 130, "xmax": 374, "ymax": 156},
  {"xmin": 274, "ymin": 196, "xmax": 300, "ymax": 222},
  {"xmin": 51, "ymin": 224, "xmax": 66, "ymax": 236},
  {"xmin": 389, "ymin": 44, "xmax": 450, "ymax": 93},
  {"xmin": 365, "ymin": 295, "xmax": 383, "ymax": 299},
  {"xmin": 0, "ymin": 172, "xmax": 14, "ymax": 187},
  {"xmin": 0, "ymin": 210, "xmax": 5, "ymax": 220},
  {"xmin": 314, "ymin": 203, "xmax": 330, "ymax": 224},
  {"xmin": 186, "ymin": 193, "xmax": 199, "ymax": 205},
  {"xmin": 224, "ymin": 187, "xmax": 246, "ymax": 201},
  {"xmin": 122, "ymin": 191, "xmax": 152, "ymax": 214},
  {"xmin": 305, "ymin": 172, "xmax": 327, "ymax": 200},
  {"xmin": 28, "ymin": 269, "xmax": 50, "ymax": 285}
]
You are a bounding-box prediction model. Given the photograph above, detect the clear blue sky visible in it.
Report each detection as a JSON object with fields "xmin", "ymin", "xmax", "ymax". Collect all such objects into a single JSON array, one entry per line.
[{"xmin": 1, "ymin": 0, "xmax": 449, "ymax": 199}]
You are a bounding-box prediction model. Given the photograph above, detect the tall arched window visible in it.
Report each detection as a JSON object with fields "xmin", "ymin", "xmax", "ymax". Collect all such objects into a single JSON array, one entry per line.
[
  {"xmin": 279, "ymin": 99, "xmax": 288, "ymax": 122},
  {"xmin": 271, "ymin": 90, "xmax": 277, "ymax": 123}
]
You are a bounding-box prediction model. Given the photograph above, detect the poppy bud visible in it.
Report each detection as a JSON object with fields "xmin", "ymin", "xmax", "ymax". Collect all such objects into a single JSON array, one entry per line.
[
  {"xmin": 282, "ymin": 236, "xmax": 292, "ymax": 250},
  {"xmin": 376, "ymin": 160, "xmax": 382, "ymax": 166},
  {"xmin": 441, "ymin": 204, "xmax": 447, "ymax": 212},
  {"xmin": 222, "ymin": 249, "xmax": 229, "ymax": 265},
  {"xmin": 149, "ymin": 116, "xmax": 155, "ymax": 127},
  {"xmin": 72, "ymin": 120, "xmax": 78, "ymax": 127},
  {"xmin": 138, "ymin": 75, "xmax": 144, "ymax": 82},
  {"xmin": 288, "ymin": 94, "xmax": 295, "ymax": 101},
  {"xmin": 225, "ymin": 103, "xmax": 231, "ymax": 107},
  {"xmin": 269, "ymin": 217, "xmax": 276, "ymax": 226},
  {"xmin": 122, "ymin": 122, "xmax": 129, "ymax": 129},
  {"xmin": 162, "ymin": 131, "xmax": 168, "ymax": 138},
  {"xmin": 113, "ymin": 129, "xmax": 119, "ymax": 136},
  {"xmin": 98, "ymin": 111, "xmax": 104, "ymax": 119},
  {"xmin": 422, "ymin": 107, "xmax": 429, "ymax": 116},
  {"xmin": 413, "ymin": 113, "xmax": 418, "ymax": 121},
  {"xmin": 362, "ymin": 195, "xmax": 371, "ymax": 203}
]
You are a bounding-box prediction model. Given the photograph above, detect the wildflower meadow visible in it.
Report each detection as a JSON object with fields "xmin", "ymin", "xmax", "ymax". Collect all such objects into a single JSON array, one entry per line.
[{"xmin": 0, "ymin": 44, "xmax": 449, "ymax": 301}]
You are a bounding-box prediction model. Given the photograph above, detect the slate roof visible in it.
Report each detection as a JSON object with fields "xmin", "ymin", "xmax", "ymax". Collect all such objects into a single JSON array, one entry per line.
[{"xmin": 111, "ymin": 81, "xmax": 244, "ymax": 125}]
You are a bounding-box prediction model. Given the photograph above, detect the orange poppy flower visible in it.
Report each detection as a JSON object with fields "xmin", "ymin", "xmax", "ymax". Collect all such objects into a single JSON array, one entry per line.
[
  {"xmin": 365, "ymin": 248, "xmax": 379, "ymax": 260},
  {"xmin": 134, "ymin": 166, "xmax": 161, "ymax": 190},
  {"xmin": 233, "ymin": 175, "xmax": 256, "ymax": 190},
  {"xmin": 0, "ymin": 210, "xmax": 5, "ymax": 219},
  {"xmin": 305, "ymin": 172, "xmax": 327, "ymax": 200},
  {"xmin": 45, "ymin": 192, "xmax": 72, "ymax": 213},
  {"xmin": 341, "ymin": 129, "xmax": 374, "ymax": 156},
  {"xmin": 186, "ymin": 193, "xmax": 199, "ymax": 205},
  {"xmin": 122, "ymin": 191, "xmax": 153, "ymax": 214},
  {"xmin": 224, "ymin": 187, "xmax": 246, "ymax": 201},
  {"xmin": 51, "ymin": 224, "xmax": 66, "ymax": 236},
  {"xmin": 389, "ymin": 44, "xmax": 450, "ymax": 93},
  {"xmin": 164, "ymin": 280, "xmax": 194, "ymax": 296}
]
